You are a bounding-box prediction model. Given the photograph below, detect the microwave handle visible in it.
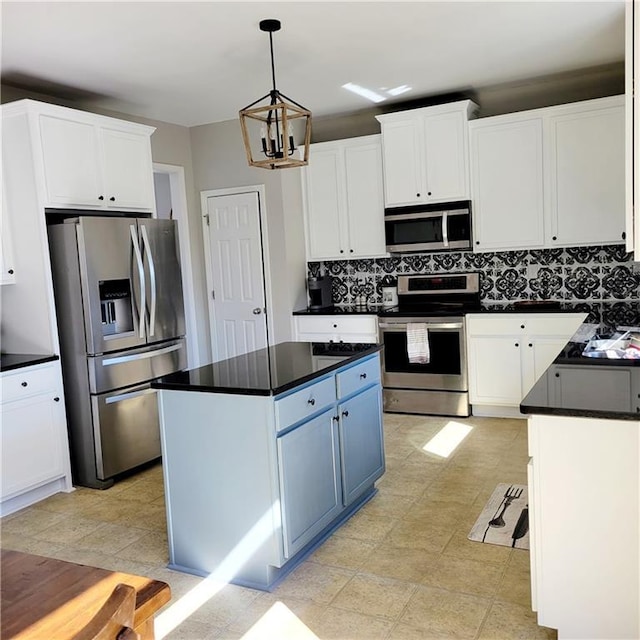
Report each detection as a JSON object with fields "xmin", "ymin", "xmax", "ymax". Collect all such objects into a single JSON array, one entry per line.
[{"xmin": 442, "ymin": 211, "xmax": 449, "ymax": 247}]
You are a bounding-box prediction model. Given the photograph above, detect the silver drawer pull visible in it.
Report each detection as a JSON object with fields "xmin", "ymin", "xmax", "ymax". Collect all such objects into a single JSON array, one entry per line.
[{"xmin": 307, "ymin": 398, "xmax": 316, "ymax": 406}]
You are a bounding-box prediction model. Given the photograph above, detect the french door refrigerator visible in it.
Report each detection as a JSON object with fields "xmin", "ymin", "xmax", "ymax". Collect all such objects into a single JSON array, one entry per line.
[{"xmin": 48, "ymin": 215, "xmax": 186, "ymax": 488}]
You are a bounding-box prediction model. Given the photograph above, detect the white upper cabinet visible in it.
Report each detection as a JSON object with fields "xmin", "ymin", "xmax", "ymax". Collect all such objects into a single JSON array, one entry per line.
[
  {"xmin": 303, "ymin": 135, "xmax": 386, "ymax": 261},
  {"xmin": 470, "ymin": 115, "xmax": 545, "ymax": 251},
  {"xmin": 39, "ymin": 110, "xmax": 156, "ymax": 211},
  {"xmin": 470, "ymin": 95, "xmax": 626, "ymax": 252},
  {"xmin": 547, "ymin": 100, "xmax": 625, "ymax": 247},
  {"xmin": 376, "ymin": 100, "xmax": 478, "ymax": 207},
  {"xmin": 1, "ymin": 188, "xmax": 16, "ymax": 285}
]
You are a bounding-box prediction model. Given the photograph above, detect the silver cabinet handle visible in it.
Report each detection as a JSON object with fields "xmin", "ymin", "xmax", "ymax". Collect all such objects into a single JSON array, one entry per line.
[
  {"xmin": 106, "ymin": 387, "xmax": 157, "ymax": 405},
  {"xmin": 140, "ymin": 225, "xmax": 157, "ymax": 337},
  {"xmin": 253, "ymin": 308, "xmax": 262, "ymax": 315},
  {"xmin": 442, "ymin": 211, "xmax": 449, "ymax": 247},
  {"xmin": 130, "ymin": 225, "xmax": 146, "ymax": 339},
  {"xmin": 103, "ymin": 342, "xmax": 182, "ymax": 366}
]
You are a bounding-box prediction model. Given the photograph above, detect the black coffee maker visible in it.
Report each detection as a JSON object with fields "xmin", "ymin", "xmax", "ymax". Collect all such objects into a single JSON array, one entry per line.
[{"xmin": 307, "ymin": 276, "xmax": 333, "ymax": 310}]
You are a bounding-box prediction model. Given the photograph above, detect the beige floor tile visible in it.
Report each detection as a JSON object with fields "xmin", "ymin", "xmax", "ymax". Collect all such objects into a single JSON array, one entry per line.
[
  {"xmin": 115, "ymin": 529, "xmax": 169, "ymax": 564},
  {"xmin": 420, "ymin": 554, "xmax": 506, "ymax": 598},
  {"xmin": 401, "ymin": 495, "xmax": 471, "ymax": 528},
  {"xmin": 272, "ymin": 562, "xmax": 354, "ymax": 605},
  {"xmin": 376, "ymin": 471, "xmax": 431, "ymax": 498},
  {"xmin": 162, "ymin": 616, "xmax": 222, "ymax": 639},
  {"xmin": 31, "ymin": 513, "xmax": 104, "ymax": 544},
  {"xmin": 399, "ymin": 584, "xmax": 492, "ymax": 639},
  {"xmin": 309, "ymin": 533, "xmax": 377, "ymax": 570},
  {"xmin": 330, "ymin": 573, "xmax": 416, "ymax": 620},
  {"xmin": 423, "ymin": 478, "xmax": 483, "ymax": 505},
  {"xmin": 73, "ymin": 521, "xmax": 149, "ymax": 554},
  {"xmin": 0, "ymin": 532, "xmax": 64, "ymax": 557},
  {"xmin": 387, "ymin": 622, "xmax": 461, "ymax": 640},
  {"xmin": 495, "ymin": 550, "xmax": 533, "ymax": 607},
  {"xmin": 1, "ymin": 507, "xmax": 67, "ymax": 535},
  {"xmin": 361, "ymin": 489, "xmax": 416, "ymax": 519},
  {"xmin": 226, "ymin": 593, "xmax": 324, "ymax": 635},
  {"xmin": 187, "ymin": 583, "xmax": 261, "ymax": 628},
  {"xmin": 332, "ymin": 511, "xmax": 396, "ymax": 543},
  {"xmin": 442, "ymin": 529, "xmax": 512, "ymax": 566},
  {"xmin": 308, "ymin": 605, "xmax": 395, "ymax": 639},
  {"xmin": 359, "ymin": 545, "xmax": 438, "ymax": 583},
  {"xmin": 385, "ymin": 518, "xmax": 455, "ymax": 554},
  {"xmin": 477, "ymin": 600, "xmax": 557, "ymax": 640}
]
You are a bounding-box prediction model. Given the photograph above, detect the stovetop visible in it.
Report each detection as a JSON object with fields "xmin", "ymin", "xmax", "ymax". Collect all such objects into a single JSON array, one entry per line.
[{"xmin": 377, "ymin": 302, "xmax": 481, "ymax": 318}]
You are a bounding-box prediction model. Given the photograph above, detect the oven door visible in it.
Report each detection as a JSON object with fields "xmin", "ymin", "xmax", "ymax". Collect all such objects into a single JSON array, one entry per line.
[{"xmin": 378, "ymin": 318, "xmax": 467, "ymax": 391}]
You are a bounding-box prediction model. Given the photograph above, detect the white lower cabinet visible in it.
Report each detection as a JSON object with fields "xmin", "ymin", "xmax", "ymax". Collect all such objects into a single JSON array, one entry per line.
[
  {"xmin": 159, "ymin": 352, "xmax": 384, "ymax": 590},
  {"xmin": 466, "ymin": 313, "xmax": 585, "ymax": 414},
  {"xmin": 528, "ymin": 414, "xmax": 640, "ymax": 638},
  {"xmin": 0, "ymin": 360, "xmax": 73, "ymax": 515}
]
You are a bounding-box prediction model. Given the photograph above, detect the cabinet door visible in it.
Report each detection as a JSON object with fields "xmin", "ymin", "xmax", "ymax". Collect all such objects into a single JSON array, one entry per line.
[
  {"xmin": 39, "ymin": 114, "xmax": 103, "ymax": 207},
  {"xmin": 344, "ymin": 142, "xmax": 386, "ymax": 257},
  {"xmin": 304, "ymin": 147, "xmax": 347, "ymax": 259},
  {"xmin": 1, "ymin": 393, "xmax": 66, "ymax": 499},
  {"xmin": 277, "ymin": 408, "xmax": 343, "ymax": 558},
  {"xmin": 423, "ymin": 110, "xmax": 468, "ymax": 202},
  {"xmin": 338, "ymin": 385, "xmax": 384, "ymax": 506},
  {"xmin": 379, "ymin": 118, "xmax": 424, "ymax": 206},
  {"xmin": 522, "ymin": 337, "xmax": 567, "ymax": 398},
  {"xmin": 470, "ymin": 117, "xmax": 545, "ymax": 251},
  {"xmin": 100, "ymin": 127, "xmax": 155, "ymax": 211},
  {"xmin": 468, "ymin": 335, "xmax": 523, "ymax": 405},
  {"xmin": 548, "ymin": 104, "xmax": 625, "ymax": 247},
  {"xmin": 555, "ymin": 366, "xmax": 632, "ymax": 412},
  {"xmin": 0, "ymin": 188, "xmax": 15, "ymax": 284}
]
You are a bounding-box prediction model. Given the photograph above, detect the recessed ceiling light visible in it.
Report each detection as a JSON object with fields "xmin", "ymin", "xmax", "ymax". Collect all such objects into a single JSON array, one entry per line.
[{"xmin": 342, "ymin": 82, "xmax": 386, "ymax": 103}]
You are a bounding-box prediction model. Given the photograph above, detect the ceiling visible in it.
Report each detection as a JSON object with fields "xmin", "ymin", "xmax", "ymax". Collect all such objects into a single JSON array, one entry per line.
[{"xmin": 1, "ymin": 1, "xmax": 626, "ymax": 128}]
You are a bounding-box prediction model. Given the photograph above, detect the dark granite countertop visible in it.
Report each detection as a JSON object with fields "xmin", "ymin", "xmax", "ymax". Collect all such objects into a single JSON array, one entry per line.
[
  {"xmin": 293, "ymin": 305, "xmax": 384, "ymax": 315},
  {"xmin": 0, "ymin": 353, "xmax": 59, "ymax": 373},
  {"xmin": 521, "ymin": 340, "xmax": 640, "ymax": 421},
  {"xmin": 152, "ymin": 342, "xmax": 382, "ymax": 396}
]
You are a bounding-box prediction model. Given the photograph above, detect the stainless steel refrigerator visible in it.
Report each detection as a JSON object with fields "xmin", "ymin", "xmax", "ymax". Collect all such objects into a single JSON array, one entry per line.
[{"xmin": 48, "ymin": 215, "xmax": 186, "ymax": 489}]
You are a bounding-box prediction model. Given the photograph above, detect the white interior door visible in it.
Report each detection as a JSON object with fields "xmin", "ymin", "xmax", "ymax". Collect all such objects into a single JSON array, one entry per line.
[{"xmin": 204, "ymin": 192, "xmax": 268, "ymax": 361}]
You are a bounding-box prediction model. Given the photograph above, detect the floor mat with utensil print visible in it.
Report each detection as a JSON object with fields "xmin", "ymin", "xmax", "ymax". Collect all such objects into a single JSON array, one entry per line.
[{"xmin": 468, "ymin": 483, "xmax": 529, "ymax": 550}]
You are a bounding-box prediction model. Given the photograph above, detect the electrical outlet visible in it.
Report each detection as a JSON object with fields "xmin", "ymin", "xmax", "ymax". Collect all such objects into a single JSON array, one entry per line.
[
  {"xmin": 526, "ymin": 264, "xmax": 540, "ymax": 280},
  {"xmin": 631, "ymin": 261, "xmax": 640, "ymax": 274}
]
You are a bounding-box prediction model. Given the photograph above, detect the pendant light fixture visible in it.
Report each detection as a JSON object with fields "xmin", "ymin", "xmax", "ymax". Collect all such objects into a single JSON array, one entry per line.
[{"xmin": 239, "ymin": 19, "xmax": 312, "ymax": 170}]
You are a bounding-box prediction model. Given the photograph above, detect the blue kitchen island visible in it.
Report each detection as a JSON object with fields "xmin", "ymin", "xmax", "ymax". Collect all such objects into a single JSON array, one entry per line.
[
  {"xmin": 520, "ymin": 340, "xmax": 640, "ymax": 640},
  {"xmin": 152, "ymin": 342, "xmax": 384, "ymax": 591}
]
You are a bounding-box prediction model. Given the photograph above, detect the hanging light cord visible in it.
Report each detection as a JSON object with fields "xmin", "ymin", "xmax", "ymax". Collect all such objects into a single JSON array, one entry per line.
[{"xmin": 269, "ymin": 30, "xmax": 277, "ymax": 96}]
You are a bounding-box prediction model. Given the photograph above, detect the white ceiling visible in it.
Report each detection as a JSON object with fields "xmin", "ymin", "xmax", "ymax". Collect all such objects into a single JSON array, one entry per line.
[{"xmin": 1, "ymin": 1, "xmax": 626, "ymax": 128}]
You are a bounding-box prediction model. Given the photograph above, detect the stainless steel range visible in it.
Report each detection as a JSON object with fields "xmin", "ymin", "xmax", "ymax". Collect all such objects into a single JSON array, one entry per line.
[{"xmin": 378, "ymin": 272, "xmax": 480, "ymax": 417}]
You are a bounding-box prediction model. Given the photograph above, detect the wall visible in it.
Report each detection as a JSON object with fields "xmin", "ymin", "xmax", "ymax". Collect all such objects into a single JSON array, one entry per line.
[
  {"xmin": 188, "ymin": 119, "xmax": 307, "ymax": 346},
  {"xmin": 309, "ymin": 244, "xmax": 640, "ymax": 329}
]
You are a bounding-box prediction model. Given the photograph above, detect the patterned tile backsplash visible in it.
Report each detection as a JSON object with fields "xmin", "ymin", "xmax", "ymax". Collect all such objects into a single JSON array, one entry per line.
[{"xmin": 308, "ymin": 244, "xmax": 640, "ymax": 330}]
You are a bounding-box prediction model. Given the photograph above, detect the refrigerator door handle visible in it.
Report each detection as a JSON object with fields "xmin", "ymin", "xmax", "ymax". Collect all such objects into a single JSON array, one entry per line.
[
  {"xmin": 105, "ymin": 387, "xmax": 157, "ymax": 405},
  {"xmin": 102, "ymin": 342, "xmax": 183, "ymax": 367},
  {"xmin": 130, "ymin": 224, "xmax": 146, "ymax": 339},
  {"xmin": 140, "ymin": 224, "xmax": 157, "ymax": 337}
]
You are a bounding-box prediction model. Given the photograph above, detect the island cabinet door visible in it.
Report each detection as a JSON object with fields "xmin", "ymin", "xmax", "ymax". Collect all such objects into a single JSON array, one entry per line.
[
  {"xmin": 338, "ymin": 385, "xmax": 385, "ymax": 506},
  {"xmin": 277, "ymin": 408, "xmax": 343, "ymax": 559}
]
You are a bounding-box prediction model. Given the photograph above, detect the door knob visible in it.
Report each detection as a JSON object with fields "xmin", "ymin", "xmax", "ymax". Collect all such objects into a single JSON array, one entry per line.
[{"xmin": 252, "ymin": 308, "xmax": 262, "ymax": 315}]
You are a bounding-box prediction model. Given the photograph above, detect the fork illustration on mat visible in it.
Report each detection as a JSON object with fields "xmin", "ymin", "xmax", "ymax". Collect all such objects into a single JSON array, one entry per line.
[{"xmin": 489, "ymin": 485, "xmax": 523, "ymax": 528}]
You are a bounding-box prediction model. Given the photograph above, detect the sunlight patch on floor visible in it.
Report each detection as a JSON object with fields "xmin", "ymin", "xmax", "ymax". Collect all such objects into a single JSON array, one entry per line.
[
  {"xmin": 154, "ymin": 505, "xmax": 279, "ymax": 638},
  {"xmin": 422, "ymin": 420, "xmax": 473, "ymax": 458},
  {"xmin": 242, "ymin": 601, "xmax": 319, "ymax": 639}
]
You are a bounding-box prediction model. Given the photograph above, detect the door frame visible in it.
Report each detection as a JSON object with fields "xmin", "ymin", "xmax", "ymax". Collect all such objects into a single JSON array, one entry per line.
[
  {"xmin": 200, "ymin": 185, "xmax": 274, "ymax": 362},
  {"xmin": 152, "ymin": 163, "xmax": 198, "ymax": 368}
]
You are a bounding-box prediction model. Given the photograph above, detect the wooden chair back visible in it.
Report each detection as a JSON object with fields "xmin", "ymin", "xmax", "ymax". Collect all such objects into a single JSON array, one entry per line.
[{"xmin": 72, "ymin": 583, "xmax": 140, "ymax": 640}]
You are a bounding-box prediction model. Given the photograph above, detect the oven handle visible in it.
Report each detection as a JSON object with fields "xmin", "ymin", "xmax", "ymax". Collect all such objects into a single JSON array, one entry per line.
[{"xmin": 378, "ymin": 321, "xmax": 464, "ymax": 331}]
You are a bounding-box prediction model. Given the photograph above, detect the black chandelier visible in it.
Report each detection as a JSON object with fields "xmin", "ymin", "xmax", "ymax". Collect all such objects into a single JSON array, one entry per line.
[{"xmin": 239, "ymin": 19, "xmax": 312, "ymax": 170}]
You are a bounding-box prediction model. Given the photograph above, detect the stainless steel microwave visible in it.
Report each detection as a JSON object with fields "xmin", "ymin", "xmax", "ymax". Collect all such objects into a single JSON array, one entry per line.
[{"xmin": 384, "ymin": 201, "xmax": 472, "ymax": 252}]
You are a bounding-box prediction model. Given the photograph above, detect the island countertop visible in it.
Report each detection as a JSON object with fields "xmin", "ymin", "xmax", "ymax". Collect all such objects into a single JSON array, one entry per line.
[
  {"xmin": 151, "ymin": 342, "xmax": 382, "ymax": 396},
  {"xmin": 521, "ymin": 340, "xmax": 640, "ymax": 421}
]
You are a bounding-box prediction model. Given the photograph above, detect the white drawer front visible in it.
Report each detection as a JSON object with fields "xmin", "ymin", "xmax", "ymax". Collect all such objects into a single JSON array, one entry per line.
[
  {"xmin": 296, "ymin": 315, "xmax": 377, "ymax": 336},
  {"xmin": 466, "ymin": 313, "xmax": 584, "ymax": 337},
  {"xmin": 275, "ymin": 376, "xmax": 337, "ymax": 432},
  {"xmin": 1, "ymin": 363, "xmax": 57, "ymax": 404},
  {"xmin": 336, "ymin": 355, "xmax": 381, "ymax": 400}
]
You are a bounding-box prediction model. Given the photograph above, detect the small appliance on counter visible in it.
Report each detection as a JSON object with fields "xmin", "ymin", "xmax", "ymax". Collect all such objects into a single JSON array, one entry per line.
[
  {"xmin": 380, "ymin": 275, "xmax": 398, "ymax": 308},
  {"xmin": 307, "ymin": 276, "xmax": 333, "ymax": 310}
]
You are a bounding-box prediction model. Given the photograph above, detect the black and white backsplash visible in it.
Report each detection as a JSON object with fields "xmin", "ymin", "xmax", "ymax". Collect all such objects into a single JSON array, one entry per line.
[{"xmin": 308, "ymin": 244, "xmax": 640, "ymax": 329}]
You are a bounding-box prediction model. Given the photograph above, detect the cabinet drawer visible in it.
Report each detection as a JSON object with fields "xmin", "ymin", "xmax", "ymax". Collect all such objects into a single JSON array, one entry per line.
[
  {"xmin": 275, "ymin": 376, "xmax": 336, "ymax": 432},
  {"xmin": 296, "ymin": 315, "xmax": 377, "ymax": 336},
  {"xmin": 336, "ymin": 355, "xmax": 381, "ymax": 400},
  {"xmin": 1, "ymin": 364, "xmax": 57, "ymax": 404},
  {"xmin": 466, "ymin": 313, "xmax": 584, "ymax": 337}
]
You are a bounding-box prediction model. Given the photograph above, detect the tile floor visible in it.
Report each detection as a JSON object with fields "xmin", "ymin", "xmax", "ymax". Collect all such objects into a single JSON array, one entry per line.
[{"xmin": 0, "ymin": 414, "xmax": 557, "ymax": 640}]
